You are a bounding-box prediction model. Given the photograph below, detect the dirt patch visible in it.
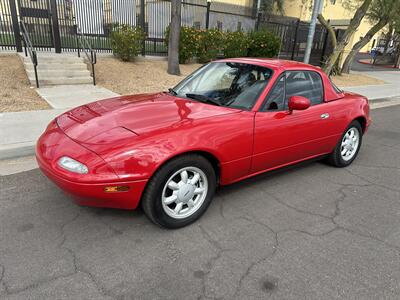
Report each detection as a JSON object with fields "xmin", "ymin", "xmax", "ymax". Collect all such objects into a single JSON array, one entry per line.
[
  {"xmin": 331, "ymin": 73, "xmax": 385, "ymax": 88},
  {"xmin": 0, "ymin": 54, "xmax": 49, "ymax": 113},
  {"xmin": 96, "ymin": 57, "xmax": 201, "ymax": 95},
  {"xmin": 97, "ymin": 57, "xmax": 386, "ymax": 94}
]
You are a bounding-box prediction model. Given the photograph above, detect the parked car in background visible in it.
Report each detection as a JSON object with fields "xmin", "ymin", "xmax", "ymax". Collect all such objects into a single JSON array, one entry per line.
[{"xmin": 36, "ymin": 59, "xmax": 371, "ymax": 228}]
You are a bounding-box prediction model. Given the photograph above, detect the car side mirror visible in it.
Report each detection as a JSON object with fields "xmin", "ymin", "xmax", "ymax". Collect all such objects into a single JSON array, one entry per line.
[{"xmin": 288, "ymin": 96, "xmax": 311, "ymax": 113}]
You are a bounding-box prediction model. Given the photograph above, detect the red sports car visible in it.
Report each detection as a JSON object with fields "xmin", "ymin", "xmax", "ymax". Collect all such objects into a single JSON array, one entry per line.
[{"xmin": 36, "ymin": 58, "xmax": 371, "ymax": 228}]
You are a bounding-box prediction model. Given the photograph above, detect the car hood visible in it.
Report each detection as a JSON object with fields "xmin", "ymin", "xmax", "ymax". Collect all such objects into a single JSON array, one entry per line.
[{"xmin": 56, "ymin": 92, "xmax": 239, "ymax": 146}]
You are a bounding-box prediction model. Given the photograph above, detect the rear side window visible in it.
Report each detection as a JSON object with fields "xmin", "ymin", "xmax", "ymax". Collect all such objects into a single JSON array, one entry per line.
[{"xmin": 285, "ymin": 71, "xmax": 324, "ymax": 105}]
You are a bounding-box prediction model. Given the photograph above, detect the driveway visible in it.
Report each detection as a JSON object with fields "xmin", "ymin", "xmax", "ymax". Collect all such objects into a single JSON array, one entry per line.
[{"xmin": 0, "ymin": 106, "xmax": 400, "ymax": 299}]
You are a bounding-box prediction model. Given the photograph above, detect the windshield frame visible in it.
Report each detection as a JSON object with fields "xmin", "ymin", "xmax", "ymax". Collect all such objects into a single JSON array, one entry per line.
[{"xmin": 170, "ymin": 61, "xmax": 274, "ymax": 111}]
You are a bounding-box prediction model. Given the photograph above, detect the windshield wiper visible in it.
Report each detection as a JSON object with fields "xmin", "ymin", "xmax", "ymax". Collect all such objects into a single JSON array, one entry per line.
[
  {"xmin": 185, "ymin": 93, "xmax": 221, "ymax": 106},
  {"xmin": 168, "ymin": 88, "xmax": 177, "ymax": 96}
]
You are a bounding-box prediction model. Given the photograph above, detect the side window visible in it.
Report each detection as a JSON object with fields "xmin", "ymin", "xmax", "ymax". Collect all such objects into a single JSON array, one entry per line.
[
  {"xmin": 308, "ymin": 72, "xmax": 324, "ymax": 105},
  {"xmin": 285, "ymin": 71, "xmax": 324, "ymax": 106},
  {"xmin": 262, "ymin": 76, "xmax": 285, "ymax": 111}
]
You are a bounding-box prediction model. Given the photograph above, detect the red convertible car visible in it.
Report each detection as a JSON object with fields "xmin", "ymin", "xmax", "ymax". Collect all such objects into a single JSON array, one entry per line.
[{"xmin": 36, "ymin": 58, "xmax": 370, "ymax": 228}]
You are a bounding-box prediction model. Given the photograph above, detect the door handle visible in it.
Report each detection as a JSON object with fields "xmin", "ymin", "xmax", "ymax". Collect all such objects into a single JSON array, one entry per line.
[{"xmin": 320, "ymin": 113, "xmax": 329, "ymax": 119}]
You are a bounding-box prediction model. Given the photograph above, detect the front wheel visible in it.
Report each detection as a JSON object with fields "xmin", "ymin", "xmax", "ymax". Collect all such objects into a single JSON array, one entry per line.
[
  {"xmin": 327, "ymin": 121, "xmax": 363, "ymax": 167},
  {"xmin": 141, "ymin": 154, "xmax": 216, "ymax": 228}
]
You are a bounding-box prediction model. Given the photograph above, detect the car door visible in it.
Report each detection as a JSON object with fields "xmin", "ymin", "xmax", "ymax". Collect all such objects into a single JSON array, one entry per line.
[{"xmin": 251, "ymin": 70, "xmax": 339, "ymax": 173}]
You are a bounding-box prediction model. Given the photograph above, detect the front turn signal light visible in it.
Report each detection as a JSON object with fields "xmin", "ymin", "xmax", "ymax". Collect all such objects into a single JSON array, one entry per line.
[{"xmin": 104, "ymin": 186, "xmax": 130, "ymax": 193}]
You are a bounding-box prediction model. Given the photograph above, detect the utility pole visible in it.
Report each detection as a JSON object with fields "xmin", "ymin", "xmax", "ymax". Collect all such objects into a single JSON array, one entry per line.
[
  {"xmin": 303, "ymin": 0, "xmax": 324, "ymax": 64},
  {"xmin": 206, "ymin": 0, "xmax": 211, "ymax": 29},
  {"xmin": 256, "ymin": 0, "xmax": 261, "ymax": 12},
  {"xmin": 255, "ymin": 0, "xmax": 262, "ymax": 30}
]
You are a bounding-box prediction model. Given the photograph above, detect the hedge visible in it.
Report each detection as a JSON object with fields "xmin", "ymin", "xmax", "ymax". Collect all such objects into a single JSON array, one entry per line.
[
  {"xmin": 110, "ymin": 24, "xmax": 145, "ymax": 61},
  {"xmin": 165, "ymin": 27, "xmax": 281, "ymax": 63}
]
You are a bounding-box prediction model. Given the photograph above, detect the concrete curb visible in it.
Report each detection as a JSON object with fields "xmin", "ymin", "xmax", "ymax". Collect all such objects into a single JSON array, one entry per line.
[
  {"xmin": 0, "ymin": 142, "xmax": 36, "ymax": 160},
  {"xmin": 1, "ymin": 97, "xmax": 399, "ymax": 161},
  {"xmin": 358, "ymin": 59, "xmax": 399, "ymax": 69}
]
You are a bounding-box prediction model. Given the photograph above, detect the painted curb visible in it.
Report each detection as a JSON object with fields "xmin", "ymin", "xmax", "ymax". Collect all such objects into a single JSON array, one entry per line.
[{"xmin": 357, "ymin": 59, "xmax": 399, "ymax": 69}]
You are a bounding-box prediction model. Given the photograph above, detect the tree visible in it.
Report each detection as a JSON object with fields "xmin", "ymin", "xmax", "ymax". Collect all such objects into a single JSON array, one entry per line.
[
  {"xmin": 394, "ymin": 24, "xmax": 400, "ymax": 68},
  {"xmin": 319, "ymin": 0, "xmax": 373, "ymax": 75},
  {"xmin": 260, "ymin": 0, "xmax": 285, "ymax": 15},
  {"xmin": 167, "ymin": 0, "xmax": 181, "ymax": 75},
  {"xmin": 341, "ymin": 0, "xmax": 400, "ymax": 73}
]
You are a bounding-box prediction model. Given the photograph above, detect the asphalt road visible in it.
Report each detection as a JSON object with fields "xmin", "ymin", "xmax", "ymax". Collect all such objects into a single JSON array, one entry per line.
[{"xmin": 0, "ymin": 106, "xmax": 400, "ymax": 300}]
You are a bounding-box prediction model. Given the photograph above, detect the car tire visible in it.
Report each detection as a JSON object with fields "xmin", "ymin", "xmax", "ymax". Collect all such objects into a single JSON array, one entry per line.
[
  {"xmin": 141, "ymin": 154, "xmax": 216, "ymax": 229},
  {"xmin": 327, "ymin": 120, "xmax": 363, "ymax": 167}
]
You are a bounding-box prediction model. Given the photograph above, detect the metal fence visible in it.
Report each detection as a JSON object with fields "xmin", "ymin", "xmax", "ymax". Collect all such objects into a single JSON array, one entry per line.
[
  {"xmin": 0, "ymin": 0, "xmax": 18, "ymax": 50},
  {"xmin": 1, "ymin": 0, "xmax": 256, "ymax": 54},
  {"xmin": 0, "ymin": 0, "xmax": 338, "ymax": 65},
  {"xmin": 259, "ymin": 14, "xmax": 343, "ymax": 66}
]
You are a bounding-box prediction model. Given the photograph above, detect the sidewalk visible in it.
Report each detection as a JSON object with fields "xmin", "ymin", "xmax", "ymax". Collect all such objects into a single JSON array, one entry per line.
[
  {"xmin": 0, "ymin": 84, "xmax": 118, "ymax": 160},
  {"xmin": 37, "ymin": 84, "xmax": 117, "ymax": 109},
  {"xmin": 0, "ymin": 109, "xmax": 64, "ymax": 159},
  {"xmin": 344, "ymin": 70, "xmax": 400, "ymax": 100},
  {"xmin": 1, "ymin": 72, "xmax": 399, "ymax": 160}
]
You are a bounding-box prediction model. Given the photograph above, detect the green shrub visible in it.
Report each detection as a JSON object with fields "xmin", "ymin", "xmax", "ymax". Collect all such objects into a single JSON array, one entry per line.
[
  {"xmin": 223, "ymin": 31, "xmax": 249, "ymax": 58},
  {"xmin": 247, "ymin": 30, "xmax": 281, "ymax": 58},
  {"xmin": 110, "ymin": 24, "xmax": 145, "ymax": 61},
  {"xmin": 165, "ymin": 26, "xmax": 199, "ymax": 64},
  {"xmin": 164, "ymin": 27, "xmax": 281, "ymax": 63},
  {"xmin": 196, "ymin": 29, "xmax": 224, "ymax": 63}
]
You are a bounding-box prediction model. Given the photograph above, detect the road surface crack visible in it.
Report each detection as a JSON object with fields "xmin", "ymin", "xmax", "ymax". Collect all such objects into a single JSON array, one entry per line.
[
  {"xmin": 232, "ymin": 216, "xmax": 279, "ymax": 298},
  {"xmin": 197, "ymin": 225, "xmax": 234, "ymax": 300}
]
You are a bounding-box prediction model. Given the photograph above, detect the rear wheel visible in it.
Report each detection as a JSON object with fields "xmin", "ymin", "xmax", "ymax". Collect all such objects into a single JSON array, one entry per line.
[
  {"xmin": 141, "ymin": 154, "xmax": 216, "ymax": 228},
  {"xmin": 327, "ymin": 121, "xmax": 363, "ymax": 167}
]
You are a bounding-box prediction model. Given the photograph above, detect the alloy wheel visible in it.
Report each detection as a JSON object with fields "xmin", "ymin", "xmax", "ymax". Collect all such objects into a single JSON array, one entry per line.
[
  {"xmin": 161, "ymin": 167, "xmax": 208, "ymax": 219},
  {"xmin": 340, "ymin": 127, "xmax": 360, "ymax": 161}
]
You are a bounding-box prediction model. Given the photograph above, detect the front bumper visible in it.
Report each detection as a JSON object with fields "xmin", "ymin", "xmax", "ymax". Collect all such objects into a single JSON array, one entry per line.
[{"xmin": 36, "ymin": 120, "xmax": 147, "ymax": 209}]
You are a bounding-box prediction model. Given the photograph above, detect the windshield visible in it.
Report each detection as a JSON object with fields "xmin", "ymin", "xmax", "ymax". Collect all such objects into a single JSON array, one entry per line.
[{"xmin": 172, "ymin": 62, "xmax": 273, "ymax": 110}]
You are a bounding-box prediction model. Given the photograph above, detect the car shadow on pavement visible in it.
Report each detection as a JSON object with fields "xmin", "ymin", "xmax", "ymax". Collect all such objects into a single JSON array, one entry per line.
[{"xmin": 218, "ymin": 157, "xmax": 325, "ymax": 196}]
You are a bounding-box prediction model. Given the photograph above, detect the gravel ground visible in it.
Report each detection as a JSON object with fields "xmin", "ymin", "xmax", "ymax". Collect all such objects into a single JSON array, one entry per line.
[
  {"xmin": 96, "ymin": 57, "xmax": 202, "ymax": 95},
  {"xmin": 96, "ymin": 57, "xmax": 385, "ymax": 94},
  {"xmin": 331, "ymin": 73, "xmax": 385, "ymax": 87},
  {"xmin": 0, "ymin": 55, "xmax": 386, "ymax": 113},
  {"xmin": 0, "ymin": 55, "xmax": 49, "ymax": 113}
]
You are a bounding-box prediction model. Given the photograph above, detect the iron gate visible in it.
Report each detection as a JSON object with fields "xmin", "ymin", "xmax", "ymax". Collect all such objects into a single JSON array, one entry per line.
[
  {"xmin": 0, "ymin": 0, "xmax": 20, "ymax": 50},
  {"xmin": 1, "ymin": 0, "xmax": 335, "ymax": 64},
  {"xmin": 17, "ymin": 0, "xmax": 54, "ymax": 49},
  {"xmin": 1, "ymin": 0, "xmax": 257, "ymax": 55},
  {"xmin": 259, "ymin": 15, "xmax": 337, "ymax": 66}
]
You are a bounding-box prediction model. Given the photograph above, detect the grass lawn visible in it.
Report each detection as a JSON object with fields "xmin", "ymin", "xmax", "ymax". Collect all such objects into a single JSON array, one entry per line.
[{"xmin": 0, "ymin": 54, "xmax": 49, "ymax": 113}]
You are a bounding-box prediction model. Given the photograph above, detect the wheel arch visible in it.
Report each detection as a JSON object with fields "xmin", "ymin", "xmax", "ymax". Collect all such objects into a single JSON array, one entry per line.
[
  {"xmin": 148, "ymin": 149, "xmax": 221, "ymax": 186},
  {"xmin": 353, "ymin": 116, "xmax": 367, "ymax": 133},
  {"xmin": 138, "ymin": 150, "xmax": 221, "ymax": 208}
]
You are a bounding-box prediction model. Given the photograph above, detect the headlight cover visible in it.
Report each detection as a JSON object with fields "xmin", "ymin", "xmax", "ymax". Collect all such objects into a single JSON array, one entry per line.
[{"xmin": 58, "ymin": 156, "xmax": 89, "ymax": 174}]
